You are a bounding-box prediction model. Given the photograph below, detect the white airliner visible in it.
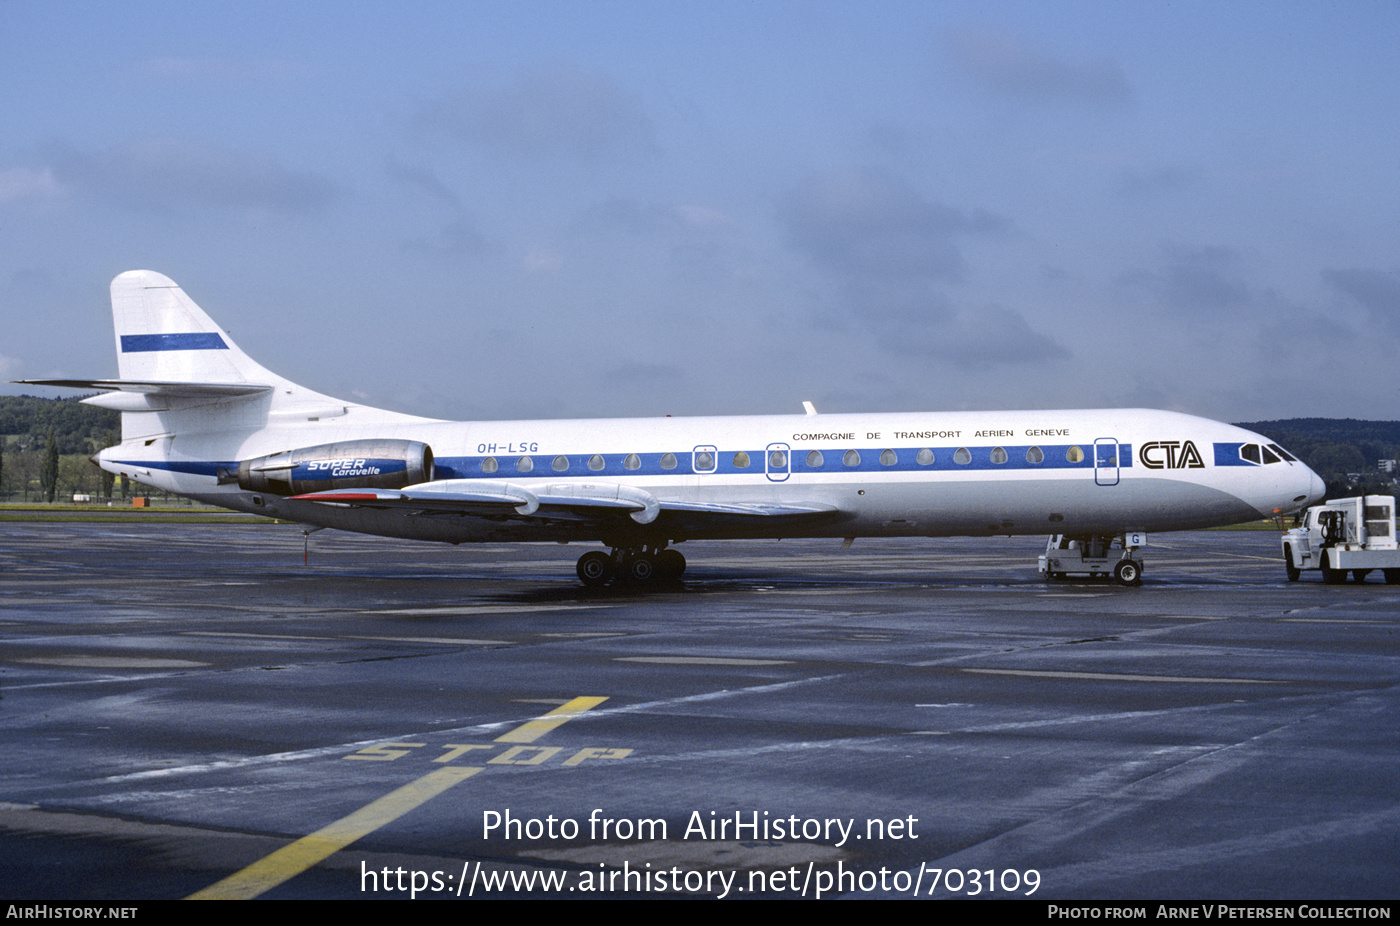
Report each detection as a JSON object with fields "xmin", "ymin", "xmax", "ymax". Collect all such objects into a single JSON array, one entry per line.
[{"xmin": 24, "ymin": 270, "xmax": 1325, "ymax": 586}]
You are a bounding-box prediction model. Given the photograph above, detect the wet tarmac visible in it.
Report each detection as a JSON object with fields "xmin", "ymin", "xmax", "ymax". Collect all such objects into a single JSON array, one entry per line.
[{"xmin": 2, "ymin": 524, "xmax": 1396, "ymax": 900}]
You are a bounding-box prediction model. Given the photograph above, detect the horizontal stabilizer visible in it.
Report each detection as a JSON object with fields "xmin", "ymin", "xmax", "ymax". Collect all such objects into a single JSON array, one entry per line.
[{"xmin": 16, "ymin": 379, "xmax": 272, "ymax": 397}]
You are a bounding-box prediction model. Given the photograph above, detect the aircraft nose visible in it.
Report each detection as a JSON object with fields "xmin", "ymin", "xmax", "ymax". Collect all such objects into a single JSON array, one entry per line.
[{"xmin": 1304, "ymin": 467, "xmax": 1326, "ymax": 506}]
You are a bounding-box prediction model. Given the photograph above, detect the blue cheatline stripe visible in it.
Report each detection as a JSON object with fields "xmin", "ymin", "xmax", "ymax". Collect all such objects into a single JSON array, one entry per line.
[
  {"xmin": 432, "ymin": 444, "xmax": 1132, "ymax": 480},
  {"xmin": 120, "ymin": 332, "xmax": 228, "ymax": 352},
  {"xmin": 1213, "ymin": 442, "xmax": 1253, "ymax": 466},
  {"xmin": 122, "ymin": 443, "xmax": 1146, "ymax": 483}
]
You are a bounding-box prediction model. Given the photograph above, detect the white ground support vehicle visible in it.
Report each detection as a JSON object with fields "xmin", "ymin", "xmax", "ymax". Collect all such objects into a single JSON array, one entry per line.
[
  {"xmin": 1282, "ymin": 495, "xmax": 1400, "ymax": 584},
  {"xmin": 1039, "ymin": 531, "xmax": 1146, "ymax": 586}
]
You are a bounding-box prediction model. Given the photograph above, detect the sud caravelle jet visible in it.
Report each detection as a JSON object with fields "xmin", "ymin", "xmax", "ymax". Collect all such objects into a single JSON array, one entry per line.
[{"xmin": 25, "ymin": 270, "xmax": 1325, "ymax": 587}]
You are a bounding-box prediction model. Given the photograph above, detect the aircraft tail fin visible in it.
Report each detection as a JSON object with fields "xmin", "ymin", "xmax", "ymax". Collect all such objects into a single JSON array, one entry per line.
[{"xmin": 111, "ymin": 269, "xmax": 283, "ymax": 386}]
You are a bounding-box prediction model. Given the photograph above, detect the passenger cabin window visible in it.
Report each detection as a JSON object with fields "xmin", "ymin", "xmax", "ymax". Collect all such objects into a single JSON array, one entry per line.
[
  {"xmin": 843, "ymin": 450, "xmax": 861, "ymax": 467},
  {"xmin": 660, "ymin": 452, "xmax": 678, "ymax": 470},
  {"xmin": 694, "ymin": 450, "xmax": 715, "ymax": 471},
  {"xmin": 768, "ymin": 449, "xmax": 787, "ymax": 468},
  {"xmin": 916, "ymin": 448, "xmax": 934, "ymax": 466},
  {"xmin": 733, "ymin": 451, "xmax": 750, "ymax": 468},
  {"xmin": 552, "ymin": 455, "xmax": 569, "ymax": 472},
  {"xmin": 953, "ymin": 447, "xmax": 971, "ymax": 465},
  {"xmin": 481, "ymin": 456, "xmax": 498, "ymax": 473},
  {"xmin": 516, "ymin": 456, "xmax": 534, "ymax": 472},
  {"xmin": 879, "ymin": 449, "xmax": 897, "ymax": 466},
  {"xmin": 1026, "ymin": 446, "xmax": 1044, "ymax": 464},
  {"xmin": 806, "ymin": 450, "xmax": 824, "ymax": 467},
  {"xmin": 624, "ymin": 453, "xmax": 641, "ymax": 470},
  {"xmin": 588, "ymin": 454, "xmax": 605, "ymax": 471},
  {"xmin": 990, "ymin": 446, "xmax": 1007, "ymax": 464},
  {"xmin": 1066, "ymin": 446, "xmax": 1084, "ymax": 463}
]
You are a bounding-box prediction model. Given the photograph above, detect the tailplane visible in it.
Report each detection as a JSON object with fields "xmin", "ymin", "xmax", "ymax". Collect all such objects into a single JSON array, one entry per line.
[{"xmin": 18, "ymin": 270, "xmax": 434, "ymax": 444}]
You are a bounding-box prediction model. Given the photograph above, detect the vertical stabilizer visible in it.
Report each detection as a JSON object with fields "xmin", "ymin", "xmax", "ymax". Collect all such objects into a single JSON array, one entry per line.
[{"xmin": 112, "ymin": 270, "xmax": 282, "ymax": 386}]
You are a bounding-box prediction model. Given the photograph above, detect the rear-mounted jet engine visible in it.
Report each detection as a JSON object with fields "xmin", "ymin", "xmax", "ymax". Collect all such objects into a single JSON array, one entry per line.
[{"xmin": 223, "ymin": 439, "xmax": 434, "ymax": 496}]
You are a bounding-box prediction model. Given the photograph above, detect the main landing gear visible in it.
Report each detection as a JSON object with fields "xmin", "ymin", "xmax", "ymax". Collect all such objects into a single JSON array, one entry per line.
[
  {"xmin": 576, "ymin": 545, "xmax": 686, "ymax": 587},
  {"xmin": 1038, "ymin": 533, "xmax": 1145, "ymax": 586}
]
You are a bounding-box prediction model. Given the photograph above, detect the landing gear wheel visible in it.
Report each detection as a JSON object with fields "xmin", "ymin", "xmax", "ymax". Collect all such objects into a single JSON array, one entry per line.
[
  {"xmin": 1113, "ymin": 559, "xmax": 1142, "ymax": 586},
  {"xmin": 576, "ymin": 551, "xmax": 613, "ymax": 587},
  {"xmin": 656, "ymin": 549, "xmax": 686, "ymax": 580},
  {"xmin": 623, "ymin": 554, "xmax": 656, "ymax": 583},
  {"xmin": 1283, "ymin": 545, "xmax": 1300, "ymax": 582}
]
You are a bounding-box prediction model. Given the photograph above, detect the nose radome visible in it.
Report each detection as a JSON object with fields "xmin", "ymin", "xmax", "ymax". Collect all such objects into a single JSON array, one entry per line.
[{"xmin": 1306, "ymin": 468, "xmax": 1326, "ymax": 506}]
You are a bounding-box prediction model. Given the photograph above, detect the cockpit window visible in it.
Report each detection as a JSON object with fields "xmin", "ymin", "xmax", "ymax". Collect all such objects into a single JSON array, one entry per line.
[
  {"xmin": 1261, "ymin": 446, "xmax": 1281, "ymax": 464},
  {"xmin": 1268, "ymin": 443, "xmax": 1297, "ymax": 462},
  {"xmin": 1241, "ymin": 444, "xmax": 1261, "ymax": 465}
]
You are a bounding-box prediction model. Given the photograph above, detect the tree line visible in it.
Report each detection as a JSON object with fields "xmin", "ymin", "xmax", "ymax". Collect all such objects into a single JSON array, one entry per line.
[{"xmin": 0, "ymin": 395, "xmax": 119, "ymax": 502}]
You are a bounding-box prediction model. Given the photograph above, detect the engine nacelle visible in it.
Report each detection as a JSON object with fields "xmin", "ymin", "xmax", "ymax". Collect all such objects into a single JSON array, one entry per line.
[{"xmin": 230, "ymin": 439, "xmax": 434, "ymax": 496}]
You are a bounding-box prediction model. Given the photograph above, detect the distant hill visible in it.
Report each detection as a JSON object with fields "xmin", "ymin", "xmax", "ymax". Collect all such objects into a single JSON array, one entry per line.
[{"xmin": 0, "ymin": 395, "xmax": 119, "ymax": 454}]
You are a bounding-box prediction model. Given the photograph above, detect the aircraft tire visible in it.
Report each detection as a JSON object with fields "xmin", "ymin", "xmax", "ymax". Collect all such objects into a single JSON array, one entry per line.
[
  {"xmin": 1283, "ymin": 545, "xmax": 1300, "ymax": 582},
  {"xmin": 624, "ymin": 554, "xmax": 656, "ymax": 583},
  {"xmin": 1113, "ymin": 559, "xmax": 1141, "ymax": 586},
  {"xmin": 656, "ymin": 549, "xmax": 686, "ymax": 580},
  {"xmin": 577, "ymin": 551, "xmax": 613, "ymax": 587}
]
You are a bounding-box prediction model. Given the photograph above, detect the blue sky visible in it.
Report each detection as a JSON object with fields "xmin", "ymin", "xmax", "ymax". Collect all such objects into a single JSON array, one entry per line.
[{"xmin": 3, "ymin": 1, "xmax": 1398, "ymax": 423}]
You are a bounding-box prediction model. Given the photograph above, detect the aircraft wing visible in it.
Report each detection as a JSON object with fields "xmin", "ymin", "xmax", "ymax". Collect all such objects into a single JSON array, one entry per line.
[{"xmin": 291, "ymin": 480, "xmax": 841, "ymax": 529}]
